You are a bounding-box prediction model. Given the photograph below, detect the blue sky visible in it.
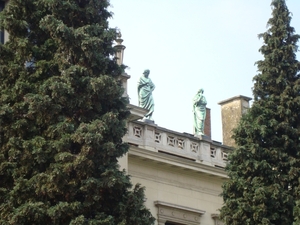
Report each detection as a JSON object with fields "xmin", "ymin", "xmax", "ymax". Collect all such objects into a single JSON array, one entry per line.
[{"xmin": 108, "ymin": 0, "xmax": 300, "ymax": 143}]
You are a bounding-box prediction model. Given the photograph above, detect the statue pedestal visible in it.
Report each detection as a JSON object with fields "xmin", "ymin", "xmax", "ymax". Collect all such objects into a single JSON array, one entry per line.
[
  {"xmin": 194, "ymin": 134, "xmax": 211, "ymax": 141},
  {"xmin": 140, "ymin": 118, "xmax": 156, "ymax": 125}
]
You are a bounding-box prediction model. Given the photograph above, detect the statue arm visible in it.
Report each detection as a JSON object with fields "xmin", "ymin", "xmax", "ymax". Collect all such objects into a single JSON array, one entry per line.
[
  {"xmin": 137, "ymin": 77, "xmax": 146, "ymax": 93},
  {"xmin": 193, "ymin": 94, "xmax": 202, "ymax": 105},
  {"xmin": 202, "ymin": 96, "xmax": 207, "ymax": 105},
  {"xmin": 192, "ymin": 94, "xmax": 199, "ymax": 112},
  {"xmin": 150, "ymin": 81, "xmax": 155, "ymax": 92},
  {"xmin": 138, "ymin": 77, "xmax": 148, "ymax": 88}
]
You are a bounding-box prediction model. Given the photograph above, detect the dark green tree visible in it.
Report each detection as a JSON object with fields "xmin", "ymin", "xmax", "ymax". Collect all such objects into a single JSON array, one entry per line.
[
  {"xmin": 220, "ymin": 0, "xmax": 300, "ymax": 224},
  {"xmin": 0, "ymin": 0, "xmax": 155, "ymax": 224}
]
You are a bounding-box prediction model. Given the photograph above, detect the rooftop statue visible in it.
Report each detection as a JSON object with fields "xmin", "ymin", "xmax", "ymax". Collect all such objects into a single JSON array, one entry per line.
[
  {"xmin": 193, "ymin": 88, "xmax": 207, "ymax": 135},
  {"xmin": 137, "ymin": 69, "xmax": 155, "ymax": 120}
]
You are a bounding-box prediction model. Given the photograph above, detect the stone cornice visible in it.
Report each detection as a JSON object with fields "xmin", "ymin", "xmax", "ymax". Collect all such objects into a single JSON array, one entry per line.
[
  {"xmin": 129, "ymin": 145, "xmax": 228, "ymax": 178},
  {"xmin": 127, "ymin": 104, "xmax": 148, "ymax": 121}
]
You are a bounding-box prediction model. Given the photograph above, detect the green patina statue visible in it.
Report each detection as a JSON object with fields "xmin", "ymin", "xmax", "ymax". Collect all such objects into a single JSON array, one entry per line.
[
  {"xmin": 137, "ymin": 69, "xmax": 155, "ymax": 120},
  {"xmin": 193, "ymin": 88, "xmax": 207, "ymax": 135}
]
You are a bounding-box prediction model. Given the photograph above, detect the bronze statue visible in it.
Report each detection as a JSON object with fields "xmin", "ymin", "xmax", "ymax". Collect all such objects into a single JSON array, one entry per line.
[
  {"xmin": 137, "ymin": 69, "xmax": 155, "ymax": 120},
  {"xmin": 193, "ymin": 88, "xmax": 207, "ymax": 135}
]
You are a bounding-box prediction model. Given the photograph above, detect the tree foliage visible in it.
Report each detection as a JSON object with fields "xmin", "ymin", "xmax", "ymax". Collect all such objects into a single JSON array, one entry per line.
[
  {"xmin": 220, "ymin": 0, "xmax": 300, "ymax": 224},
  {"xmin": 0, "ymin": 0, "xmax": 155, "ymax": 224}
]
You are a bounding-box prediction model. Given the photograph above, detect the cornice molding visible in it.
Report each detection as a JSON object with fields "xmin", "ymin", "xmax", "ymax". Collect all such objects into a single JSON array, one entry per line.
[
  {"xmin": 127, "ymin": 104, "xmax": 148, "ymax": 121},
  {"xmin": 129, "ymin": 145, "xmax": 228, "ymax": 178}
]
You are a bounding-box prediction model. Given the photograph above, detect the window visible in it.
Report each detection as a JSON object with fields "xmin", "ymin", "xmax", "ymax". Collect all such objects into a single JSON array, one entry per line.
[
  {"xmin": 0, "ymin": 1, "xmax": 5, "ymax": 44},
  {"xmin": 165, "ymin": 222, "xmax": 184, "ymax": 225},
  {"xmin": 155, "ymin": 201, "xmax": 205, "ymax": 225},
  {"xmin": 211, "ymin": 214, "xmax": 224, "ymax": 225}
]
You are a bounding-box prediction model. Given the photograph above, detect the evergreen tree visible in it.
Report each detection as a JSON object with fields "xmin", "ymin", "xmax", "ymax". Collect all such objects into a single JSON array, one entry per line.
[
  {"xmin": 220, "ymin": 0, "xmax": 300, "ymax": 224},
  {"xmin": 0, "ymin": 0, "xmax": 155, "ymax": 224}
]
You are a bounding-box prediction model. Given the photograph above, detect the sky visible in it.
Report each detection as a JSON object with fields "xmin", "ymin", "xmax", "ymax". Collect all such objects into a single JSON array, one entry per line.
[{"xmin": 108, "ymin": 0, "xmax": 300, "ymax": 143}]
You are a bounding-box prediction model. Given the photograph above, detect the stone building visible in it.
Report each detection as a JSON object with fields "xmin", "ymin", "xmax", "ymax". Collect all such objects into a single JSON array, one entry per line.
[
  {"xmin": 120, "ymin": 93, "xmax": 250, "ymax": 225},
  {"xmin": 118, "ymin": 86, "xmax": 251, "ymax": 225},
  {"xmin": 0, "ymin": 2, "xmax": 252, "ymax": 224},
  {"xmin": 116, "ymin": 38, "xmax": 251, "ymax": 225}
]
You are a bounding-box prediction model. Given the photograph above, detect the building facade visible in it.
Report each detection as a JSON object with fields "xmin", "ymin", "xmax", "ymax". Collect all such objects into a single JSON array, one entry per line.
[
  {"xmin": 121, "ymin": 114, "xmax": 229, "ymax": 225},
  {"xmin": 121, "ymin": 96, "xmax": 251, "ymax": 225},
  {"xmin": 117, "ymin": 36, "xmax": 251, "ymax": 225}
]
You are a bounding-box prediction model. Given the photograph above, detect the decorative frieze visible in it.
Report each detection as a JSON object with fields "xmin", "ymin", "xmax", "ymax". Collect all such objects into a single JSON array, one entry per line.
[
  {"xmin": 210, "ymin": 148, "xmax": 216, "ymax": 158},
  {"xmin": 221, "ymin": 151, "xmax": 228, "ymax": 161},
  {"xmin": 177, "ymin": 138, "xmax": 185, "ymax": 149},
  {"xmin": 190, "ymin": 142, "xmax": 199, "ymax": 153},
  {"xmin": 126, "ymin": 121, "xmax": 231, "ymax": 168},
  {"xmin": 155, "ymin": 132, "xmax": 161, "ymax": 143},
  {"xmin": 166, "ymin": 135, "xmax": 185, "ymax": 149},
  {"xmin": 133, "ymin": 126, "xmax": 142, "ymax": 138},
  {"xmin": 155, "ymin": 201, "xmax": 205, "ymax": 225},
  {"xmin": 167, "ymin": 135, "xmax": 176, "ymax": 147}
]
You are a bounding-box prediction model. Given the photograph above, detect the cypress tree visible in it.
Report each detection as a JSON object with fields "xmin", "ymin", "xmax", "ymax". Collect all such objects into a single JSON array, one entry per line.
[
  {"xmin": 220, "ymin": 0, "xmax": 300, "ymax": 224},
  {"xmin": 0, "ymin": 0, "xmax": 155, "ymax": 224}
]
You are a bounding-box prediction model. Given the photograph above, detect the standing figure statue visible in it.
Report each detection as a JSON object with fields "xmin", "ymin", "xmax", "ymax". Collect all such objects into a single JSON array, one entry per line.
[
  {"xmin": 137, "ymin": 69, "xmax": 155, "ymax": 120},
  {"xmin": 193, "ymin": 88, "xmax": 207, "ymax": 135}
]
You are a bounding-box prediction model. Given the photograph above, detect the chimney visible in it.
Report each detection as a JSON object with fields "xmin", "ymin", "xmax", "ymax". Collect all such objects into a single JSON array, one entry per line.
[
  {"xmin": 218, "ymin": 95, "xmax": 252, "ymax": 146},
  {"xmin": 204, "ymin": 107, "xmax": 211, "ymax": 138}
]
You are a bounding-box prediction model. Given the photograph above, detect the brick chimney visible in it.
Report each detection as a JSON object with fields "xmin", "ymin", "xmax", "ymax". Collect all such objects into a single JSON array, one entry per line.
[
  {"xmin": 218, "ymin": 95, "xmax": 252, "ymax": 146},
  {"xmin": 204, "ymin": 107, "xmax": 211, "ymax": 138}
]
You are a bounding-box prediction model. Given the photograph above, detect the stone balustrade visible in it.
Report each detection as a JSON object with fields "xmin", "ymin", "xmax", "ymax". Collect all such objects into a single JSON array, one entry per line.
[{"xmin": 125, "ymin": 120, "xmax": 232, "ymax": 168}]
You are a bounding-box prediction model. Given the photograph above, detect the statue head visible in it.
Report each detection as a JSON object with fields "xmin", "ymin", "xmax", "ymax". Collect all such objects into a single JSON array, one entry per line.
[
  {"xmin": 143, "ymin": 69, "xmax": 150, "ymax": 77},
  {"xmin": 198, "ymin": 88, "xmax": 204, "ymax": 94}
]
